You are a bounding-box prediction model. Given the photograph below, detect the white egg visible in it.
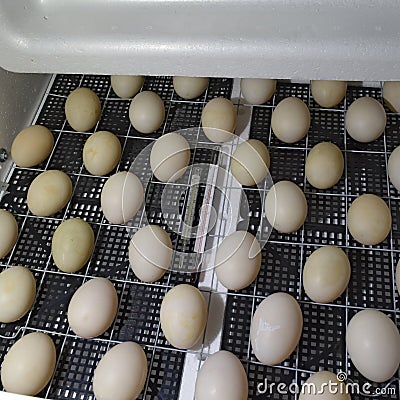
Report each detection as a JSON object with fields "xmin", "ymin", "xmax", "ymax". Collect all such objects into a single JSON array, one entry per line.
[
  {"xmin": 0, "ymin": 266, "xmax": 36, "ymax": 323},
  {"xmin": 345, "ymin": 97, "xmax": 386, "ymax": 143},
  {"xmin": 150, "ymin": 132, "xmax": 191, "ymax": 182},
  {"xmin": 1, "ymin": 332, "xmax": 56, "ymax": 396},
  {"xmin": 101, "ymin": 171, "xmax": 144, "ymax": 224},
  {"xmin": 215, "ymin": 231, "xmax": 261, "ymax": 290},
  {"xmin": 265, "ymin": 181, "xmax": 308, "ymax": 233},
  {"xmin": 173, "ymin": 76, "xmax": 209, "ymax": 99},
  {"xmin": 311, "ymin": 80, "xmax": 347, "ymax": 108},
  {"xmin": 111, "ymin": 75, "xmax": 144, "ymax": 98},
  {"xmin": 240, "ymin": 78, "xmax": 276, "ymax": 105},
  {"xmin": 201, "ymin": 97, "xmax": 237, "ymax": 143},
  {"xmin": 250, "ymin": 292, "xmax": 303, "ymax": 365},
  {"xmin": 27, "ymin": 170, "xmax": 72, "ymax": 217},
  {"xmin": 129, "ymin": 225, "xmax": 172, "ymax": 283},
  {"xmin": 93, "ymin": 342, "xmax": 148, "ymax": 400},
  {"xmin": 0, "ymin": 209, "xmax": 18, "ymax": 259},
  {"xmin": 396, "ymin": 259, "xmax": 400, "ymax": 296},
  {"xmin": 347, "ymin": 194, "xmax": 391, "ymax": 245},
  {"xmin": 68, "ymin": 278, "xmax": 118, "ymax": 338},
  {"xmin": 382, "ymin": 81, "xmax": 400, "ymax": 112},
  {"xmin": 160, "ymin": 284, "xmax": 207, "ymax": 349},
  {"xmin": 346, "ymin": 309, "xmax": 400, "ymax": 382},
  {"xmin": 129, "ymin": 91, "xmax": 165, "ymax": 134},
  {"xmin": 195, "ymin": 351, "xmax": 248, "ymax": 400},
  {"xmin": 388, "ymin": 145, "xmax": 400, "ymax": 191}
]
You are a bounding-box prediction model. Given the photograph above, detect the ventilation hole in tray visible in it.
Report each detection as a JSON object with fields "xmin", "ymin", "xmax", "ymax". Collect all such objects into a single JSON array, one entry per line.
[
  {"xmin": 346, "ymin": 85, "xmax": 382, "ymax": 106},
  {"xmin": 308, "ymin": 109, "xmax": 345, "ymax": 147},
  {"xmin": 50, "ymin": 75, "xmax": 82, "ymax": 96},
  {"xmin": 36, "ymin": 95, "xmax": 67, "ymax": 130},
  {"xmin": 385, "ymin": 113, "xmax": 400, "ymax": 153},
  {"xmin": 269, "ymin": 148, "xmax": 306, "ymax": 185},
  {"xmin": 97, "ymin": 99, "xmax": 131, "ymax": 136},
  {"xmin": 275, "ymin": 82, "xmax": 309, "ymax": 104},
  {"xmin": 81, "ymin": 75, "xmax": 111, "ymax": 99},
  {"xmin": 249, "ymin": 106, "xmax": 272, "ymax": 146},
  {"xmin": 206, "ymin": 78, "xmax": 233, "ymax": 100},
  {"xmin": 142, "ymin": 76, "xmax": 174, "ymax": 101},
  {"xmin": 165, "ymin": 101, "xmax": 203, "ymax": 133}
]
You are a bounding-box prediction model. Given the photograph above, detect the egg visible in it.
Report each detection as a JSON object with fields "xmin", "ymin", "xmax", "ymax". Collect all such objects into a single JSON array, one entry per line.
[
  {"xmin": 129, "ymin": 91, "xmax": 165, "ymax": 134},
  {"xmin": 65, "ymin": 87, "xmax": 101, "ymax": 132},
  {"xmin": 305, "ymin": 142, "xmax": 344, "ymax": 189},
  {"xmin": 388, "ymin": 145, "xmax": 400, "ymax": 191},
  {"xmin": 201, "ymin": 97, "xmax": 237, "ymax": 143},
  {"xmin": 27, "ymin": 170, "xmax": 72, "ymax": 217},
  {"xmin": 347, "ymin": 194, "xmax": 391, "ymax": 245},
  {"xmin": 271, "ymin": 97, "xmax": 310, "ymax": 143},
  {"xmin": 52, "ymin": 218, "xmax": 94, "ymax": 273},
  {"xmin": 11, "ymin": 125, "xmax": 54, "ymax": 168},
  {"xmin": 382, "ymin": 81, "xmax": 400, "ymax": 112},
  {"xmin": 195, "ymin": 351, "xmax": 248, "ymax": 400},
  {"xmin": 0, "ymin": 266, "xmax": 36, "ymax": 323},
  {"xmin": 83, "ymin": 130, "xmax": 122, "ymax": 176},
  {"xmin": 396, "ymin": 259, "xmax": 400, "ymax": 296},
  {"xmin": 0, "ymin": 209, "xmax": 18, "ymax": 259},
  {"xmin": 215, "ymin": 231, "xmax": 261, "ymax": 290},
  {"xmin": 160, "ymin": 284, "xmax": 207, "ymax": 349},
  {"xmin": 0, "ymin": 332, "xmax": 56, "ymax": 396},
  {"xmin": 173, "ymin": 76, "xmax": 209, "ymax": 99},
  {"xmin": 101, "ymin": 171, "xmax": 144, "ymax": 224},
  {"xmin": 345, "ymin": 97, "xmax": 386, "ymax": 143},
  {"xmin": 111, "ymin": 75, "xmax": 144, "ymax": 98},
  {"xmin": 346, "ymin": 309, "xmax": 400, "ymax": 382},
  {"xmin": 250, "ymin": 292, "xmax": 303, "ymax": 365},
  {"xmin": 265, "ymin": 181, "xmax": 308, "ymax": 233},
  {"xmin": 230, "ymin": 139, "xmax": 270, "ymax": 186},
  {"xmin": 303, "ymin": 246, "xmax": 351, "ymax": 303},
  {"xmin": 150, "ymin": 132, "xmax": 191, "ymax": 182},
  {"xmin": 68, "ymin": 277, "xmax": 118, "ymax": 338},
  {"xmin": 311, "ymin": 80, "xmax": 347, "ymax": 108},
  {"xmin": 93, "ymin": 342, "xmax": 148, "ymax": 400},
  {"xmin": 240, "ymin": 78, "xmax": 276, "ymax": 105},
  {"xmin": 129, "ymin": 224, "xmax": 172, "ymax": 282}
]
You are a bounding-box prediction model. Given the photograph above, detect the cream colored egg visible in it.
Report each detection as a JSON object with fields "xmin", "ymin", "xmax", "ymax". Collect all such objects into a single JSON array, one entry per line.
[
  {"xmin": 305, "ymin": 142, "xmax": 344, "ymax": 189},
  {"xmin": 303, "ymin": 246, "xmax": 351, "ymax": 303},
  {"xmin": 195, "ymin": 351, "xmax": 248, "ymax": 400},
  {"xmin": 0, "ymin": 266, "xmax": 36, "ymax": 323},
  {"xmin": 11, "ymin": 125, "xmax": 54, "ymax": 168},
  {"xmin": 0, "ymin": 209, "xmax": 18, "ymax": 259},
  {"xmin": 201, "ymin": 98, "xmax": 237, "ymax": 143},
  {"xmin": 345, "ymin": 97, "xmax": 386, "ymax": 143},
  {"xmin": 150, "ymin": 132, "xmax": 191, "ymax": 182},
  {"xmin": 111, "ymin": 75, "xmax": 144, "ymax": 98},
  {"xmin": 101, "ymin": 171, "xmax": 144, "ymax": 224},
  {"xmin": 83, "ymin": 130, "xmax": 122, "ymax": 176},
  {"xmin": 52, "ymin": 218, "xmax": 94, "ymax": 273},
  {"xmin": 348, "ymin": 194, "xmax": 391, "ymax": 245},
  {"xmin": 311, "ymin": 80, "xmax": 347, "ymax": 108},
  {"xmin": 65, "ymin": 87, "xmax": 101, "ymax": 132},
  {"xmin": 250, "ymin": 292, "xmax": 303, "ymax": 365},
  {"xmin": 396, "ymin": 259, "xmax": 400, "ymax": 296},
  {"xmin": 388, "ymin": 145, "xmax": 400, "ymax": 191},
  {"xmin": 93, "ymin": 342, "xmax": 148, "ymax": 400},
  {"xmin": 230, "ymin": 139, "xmax": 270, "ymax": 186},
  {"xmin": 173, "ymin": 76, "xmax": 209, "ymax": 99},
  {"xmin": 346, "ymin": 310, "xmax": 400, "ymax": 382},
  {"xmin": 27, "ymin": 170, "xmax": 72, "ymax": 217},
  {"xmin": 160, "ymin": 284, "xmax": 207, "ymax": 349},
  {"xmin": 129, "ymin": 225, "xmax": 172, "ymax": 283},
  {"xmin": 68, "ymin": 278, "xmax": 118, "ymax": 338},
  {"xmin": 215, "ymin": 231, "xmax": 261, "ymax": 290},
  {"xmin": 129, "ymin": 91, "xmax": 165, "ymax": 134},
  {"xmin": 271, "ymin": 97, "xmax": 310, "ymax": 143},
  {"xmin": 382, "ymin": 81, "xmax": 400, "ymax": 112},
  {"xmin": 0, "ymin": 332, "xmax": 56, "ymax": 396},
  {"xmin": 240, "ymin": 78, "xmax": 276, "ymax": 105},
  {"xmin": 265, "ymin": 181, "xmax": 308, "ymax": 233}
]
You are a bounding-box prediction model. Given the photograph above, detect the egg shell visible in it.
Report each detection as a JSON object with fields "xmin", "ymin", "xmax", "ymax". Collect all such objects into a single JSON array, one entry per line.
[
  {"xmin": 173, "ymin": 76, "xmax": 209, "ymax": 100},
  {"xmin": 346, "ymin": 309, "xmax": 400, "ymax": 382},
  {"xmin": 215, "ymin": 231, "xmax": 261, "ymax": 290},
  {"xmin": 0, "ymin": 209, "xmax": 18, "ymax": 259},
  {"xmin": 65, "ymin": 87, "xmax": 101, "ymax": 132},
  {"xmin": 382, "ymin": 81, "xmax": 400, "ymax": 112},
  {"xmin": 0, "ymin": 266, "xmax": 36, "ymax": 323},
  {"xmin": 388, "ymin": 145, "xmax": 400, "ymax": 191},
  {"xmin": 240, "ymin": 78, "xmax": 276, "ymax": 105},
  {"xmin": 111, "ymin": 75, "xmax": 144, "ymax": 98},
  {"xmin": 150, "ymin": 132, "xmax": 191, "ymax": 182},
  {"xmin": 27, "ymin": 170, "xmax": 72, "ymax": 217},
  {"xmin": 195, "ymin": 351, "xmax": 248, "ymax": 400},
  {"xmin": 129, "ymin": 225, "xmax": 172, "ymax": 283},
  {"xmin": 11, "ymin": 125, "xmax": 54, "ymax": 168},
  {"xmin": 250, "ymin": 292, "xmax": 303, "ymax": 365},
  {"xmin": 160, "ymin": 284, "xmax": 207, "ymax": 349},
  {"xmin": 101, "ymin": 171, "xmax": 144, "ymax": 224},
  {"xmin": 396, "ymin": 259, "xmax": 400, "ymax": 296},
  {"xmin": 311, "ymin": 80, "xmax": 347, "ymax": 108},
  {"xmin": 52, "ymin": 218, "xmax": 94, "ymax": 273},
  {"xmin": 93, "ymin": 342, "xmax": 148, "ymax": 400},
  {"xmin": 1, "ymin": 332, "xmax": 56, "ymax": 396},
  {"xmin": 68, "ymin": 278, "xmax": 118, "ymax": 338},
  {"xmin": 230, "ymin": 139, "xmax": 270, "ymax": 186}
]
